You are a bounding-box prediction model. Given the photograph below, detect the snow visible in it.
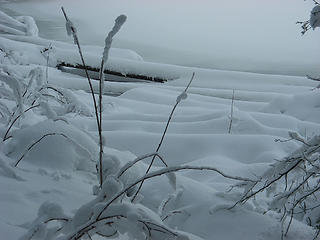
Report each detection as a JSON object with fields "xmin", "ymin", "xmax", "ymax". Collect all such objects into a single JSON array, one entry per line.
[
  {"xmin": 310, "ymin": 5, "xmax": 320, "ymax": 29},
  {"xmin": 102, "ymin": 15, "xmax": 127, "ymax": 63},
  {"xmin": 0, "ymin": 5, "xmax": 319, "ymax": 240}
]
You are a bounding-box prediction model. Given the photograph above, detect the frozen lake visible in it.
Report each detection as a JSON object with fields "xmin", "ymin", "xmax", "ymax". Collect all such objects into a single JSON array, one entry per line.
[{"xmin": 1, "ymin": 0, "xmax": 320, "ymax": 76}]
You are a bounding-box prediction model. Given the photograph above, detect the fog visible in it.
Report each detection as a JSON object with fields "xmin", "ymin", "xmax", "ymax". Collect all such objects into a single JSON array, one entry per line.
[{"xmin": 2, "ymin": 0, "xmax": 320, "ymax": 76}]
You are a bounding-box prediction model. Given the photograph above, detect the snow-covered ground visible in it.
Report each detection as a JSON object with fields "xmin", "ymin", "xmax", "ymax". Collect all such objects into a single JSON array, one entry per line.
[{"xmin": 0, "ymin": 4, "xmax": 320, "ymax": 240}]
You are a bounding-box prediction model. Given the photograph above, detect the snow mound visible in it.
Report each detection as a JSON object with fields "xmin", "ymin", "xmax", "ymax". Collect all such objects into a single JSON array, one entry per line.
[
  {"xmin": 262, "ymin": 91, "xmax": 320, "ymax": 123},
  {"xmin": 0, "ymin": 10, "xmax": 38, "ymax": 36},
  {"xmin": 3, "ymin": 120, "xmax": 98, "ymax": 171}
]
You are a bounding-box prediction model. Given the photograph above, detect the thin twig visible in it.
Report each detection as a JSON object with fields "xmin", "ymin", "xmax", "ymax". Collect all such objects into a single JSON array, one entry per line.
[
  {"xmin": 14, "ymin": 132, "xmax": 95, "ymax": 167},
  {"xmin": 61, "ymin": 7, "xmax": 101, "ymax": 140},
  {"xmin": 162, "ymin": 210, "xmax": 187, "ymax": 221},
  {"xmin": 131, "ymin": 72, "xmax": 195, "ymax": 202},
  {"xmin": 98, "ymin": 60, "xmax": 104, "ymax": 187},
  {"xmin": 307, "ymin": 75, "xmax": 320, "ymax": 81},
  {"xmin": 44, "ymin": 218, "xmax": 69, "ymax": 224},
  {"xmin": 228, "ymin": 89, "xmax": 235, "ymax": 134},
  {"xmin": 118, "ymin": 152, "xmax": 167, "ymax": 178},
  {"xmin": 230, "ymin": 157, "xmax": 306, "ymax": 209},
  {"xmin": 97, "ymin": 164, "xmax": 254, "ymax": 220},
  {"xmin": 3, "ymin": 104, "xmax": 40, "ymax": 141},
  {"xmin": 284, "ymin": 209, "xmax": 294, "ymax": 237}
]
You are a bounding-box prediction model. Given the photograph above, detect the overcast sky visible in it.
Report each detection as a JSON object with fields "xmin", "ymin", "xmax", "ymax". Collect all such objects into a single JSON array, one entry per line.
[{"xmin": 3, "ymin": 0, "xmax": 320, "ymax": 75}]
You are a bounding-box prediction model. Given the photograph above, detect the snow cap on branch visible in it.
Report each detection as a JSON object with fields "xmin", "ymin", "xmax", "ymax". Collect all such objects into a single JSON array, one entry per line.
[
  {"xmin": 310, "ymin": 5, "xmax": 320, "ymax": 29},
  {"xmin": 65, "ymin": 19, "xmax": 76, "ymax": 36},
  {"xmin": 102, "ymin": 14, "xmax": 127, "ymax": 63},
  {"xmin": 176, "ymin": 91, "xmax": 188, "ymax": 103},
  {"xmin": 100, "ymin": 14, "xmax": 127, "ymax": 93}
]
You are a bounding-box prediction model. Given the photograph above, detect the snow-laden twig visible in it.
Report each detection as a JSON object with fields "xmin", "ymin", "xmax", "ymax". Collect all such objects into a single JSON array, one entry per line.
[
  {"xmin": 61, "ymin": 7, "xmax": 100, "ymax": 138},
  {"xmin": 0, "ymin": 71, "xmax": 23, "ymax": 118},
  {"xmin": 158, "ymin": 188, "xmax": 184, "ymax": 220},
  {"xmin": 43, "ymin": 164, "xmax": 253, "ymax": 240},
  {"xmin": 297, "ymin": 2, "xmax": 320, "ymax": 34},
  {"xmin": 98, "ymin": 14, "xmax": 127, "ymax": 188},
  {"xmin": 307, "ymin": 75, "xmax": 320, "ymax": 81},
  {"xmin": 310, "ymin": 5, "xmax": 320, "ymax": 29},
  {"xmin": 231, "ymin": 135, "xmax": 320, "ymax": 238},
  {"xmin": 97, "ymin": 164, "xmax": 255, "ymax": 220}
]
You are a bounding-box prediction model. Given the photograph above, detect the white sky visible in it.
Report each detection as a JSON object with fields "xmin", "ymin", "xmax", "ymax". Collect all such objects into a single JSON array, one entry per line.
[{"xmin": 3, "ymin": 0, "xmax": 320, "ymax": 75}]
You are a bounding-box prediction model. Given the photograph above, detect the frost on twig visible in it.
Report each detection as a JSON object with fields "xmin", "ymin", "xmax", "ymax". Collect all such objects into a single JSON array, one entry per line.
[
  {"xmin": 0, "ymin": 71, "xmax": 23, "ymax": 117},
  {"xmin": 102, "ymin": 15, "xmax": 127, "ymax": 65},
  {"xmin": 100, "ymin": 14, "xmax": 127, "ymax": 97},
  {"xmin": 61, "ymin": 6, "xmax": 100, "ymax": 148},
  {"xmin": 158, "ymin": 188, "xmax": 184, "ymax": 219},
  {"xmin": 62, "ymin": 7, "xmax": 78, "ymax": 45},
  {"xmin": 1, "ymin": 67, "xmax": 85, "ymax": 141},
  {"xmin": 98, "ymin": 14, "xmax": 127, "ymax": 188}
]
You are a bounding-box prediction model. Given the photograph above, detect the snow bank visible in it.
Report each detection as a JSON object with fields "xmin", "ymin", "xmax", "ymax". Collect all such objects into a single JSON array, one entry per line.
[
  {"xmin": 0, "ymin": 10, "xmax": 38, "ymax": 37},
  {"xmin": 262, "ymin": 91, "xmax": 320, "ymax": 123},
  {"xmin": 4, "ymin": 120, "xmax": 98, "ymax": 171}
]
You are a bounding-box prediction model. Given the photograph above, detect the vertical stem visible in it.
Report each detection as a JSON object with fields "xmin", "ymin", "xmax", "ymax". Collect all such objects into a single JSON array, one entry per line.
[
  {"xmin": 98, "ymin": 60, "xmax": 104, "ymax": 187},
  {"xmin": 3, "ymin": 104, "xmax": 40, "ymax": 141},
  {"xmin": 61, "ymin": 7, "xmax": 103, "ymax": 186},
  {"xmin": 131, "ymin": 72, "xmax": 195, "ymax": 202},
  {"xmin": 61, "ymin": 7, "xmax": 100, "ymax": 132},
  {"xmin": 46, "ymin": 43, "xmax": 52, "ymax": 85},
  {"xmin": 228, "ymin": 89, "xmax": 235, "ymax": 134}
]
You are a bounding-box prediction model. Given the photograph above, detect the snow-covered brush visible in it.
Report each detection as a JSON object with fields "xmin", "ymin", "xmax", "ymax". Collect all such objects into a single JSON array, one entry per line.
[
  {"xmin": 297, "ymin": 0, "xmax": 320, "ymax": 34},
  {"xmin": 21, "ymin": 154, "xmax": 254, "ymax": 240},
  {"xmin": 0, "ymin": 67, "xmax": 90, "ymax": 142},
  {"xmin": 231, "ymin": 134, "xmax": 320, "ymax": 240},
  {"xmin": 0, "ymin": 71, "xmax": 23, "ymax": 116},
  {"xmin": 98, "ymin": 14, "xmax": 127, "ymax": 188},
  {"xmin": 310, "ymin": 4, "xmax": 320, "ymax": 29},
  {"xmin": 1, "ymin": 68, "xmax": 48, "ymax": 141},
  {"xmin": 61, "ymin": 8, "xmax": 128, "ymax": 188},
  {"xmin": 0, "ymin": 70, "xmax": 26, "ymax": 141}
]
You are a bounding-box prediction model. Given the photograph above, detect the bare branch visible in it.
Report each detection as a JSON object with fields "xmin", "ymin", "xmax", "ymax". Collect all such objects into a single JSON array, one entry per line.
[
  {"xmin": 131, "ymin": 72, "xmax": 195, "ymax": 202},
  {"xmin": 228, "ymin": 89, "xmax": 235, "ymax": 134},
  {"xmin": 3, "ymin": 104, "xmax": 40, "ymax": 142},
  {"xmin": 14, "ymin": 132, "xmax": 95, "ymax": 167},
  {"xmin": 97, "ymin": 164, "xmax": 255, "ymax": 220},
  {"xmin": 118, "ymin": 152, "xmax": 167, "ymax": 178}
]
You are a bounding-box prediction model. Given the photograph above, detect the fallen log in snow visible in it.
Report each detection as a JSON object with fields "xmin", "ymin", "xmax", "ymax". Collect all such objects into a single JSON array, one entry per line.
[{"xmin": 57, "ymin": 62, "xmax": 168, "ymax": 83}]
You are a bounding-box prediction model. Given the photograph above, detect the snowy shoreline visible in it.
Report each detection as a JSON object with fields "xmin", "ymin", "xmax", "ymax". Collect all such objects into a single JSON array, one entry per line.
[{"xmin": 1, "ymin": 1, "xmax": 319, "ymax": 77}]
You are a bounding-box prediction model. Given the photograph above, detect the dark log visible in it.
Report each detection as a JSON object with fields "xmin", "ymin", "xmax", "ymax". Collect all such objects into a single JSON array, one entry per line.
[{"xmin": 57, "ymin": 62, "xmax": 168, "ymax": 83}]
